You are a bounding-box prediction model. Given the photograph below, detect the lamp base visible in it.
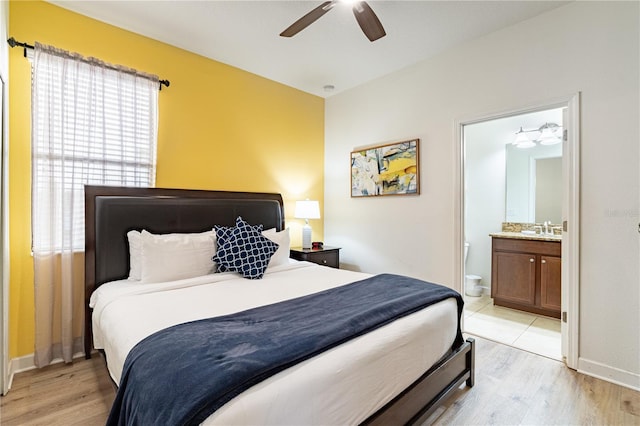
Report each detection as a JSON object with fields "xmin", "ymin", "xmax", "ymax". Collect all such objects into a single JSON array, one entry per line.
[{"xmin": 302, "ymin": 224, "xmax": 312, "ymax": 249}]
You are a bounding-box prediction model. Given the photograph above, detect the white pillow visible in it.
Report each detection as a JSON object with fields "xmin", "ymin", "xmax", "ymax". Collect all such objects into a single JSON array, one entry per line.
[
  {"xmin": 127, "ymin": 230, "xmax": 142, "ymax": 280},
  {"xmin": 139, "ymin": 230, "xmax": 216, "ymax": 283},
  {"xmin": 263, "ymin": 228, "xmax": 290, "ymax": 268}
]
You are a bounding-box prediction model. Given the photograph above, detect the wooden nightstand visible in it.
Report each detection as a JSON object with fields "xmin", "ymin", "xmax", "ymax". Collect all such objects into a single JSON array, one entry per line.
[{"xmin": 290, "ymin": 246, "xmax": 341, "ymax": 268}]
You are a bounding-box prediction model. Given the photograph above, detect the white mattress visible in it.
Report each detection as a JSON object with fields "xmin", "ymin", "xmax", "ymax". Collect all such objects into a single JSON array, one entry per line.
[{"xmin": 90, "ymin": 260, "xmax": 459, "ymax": 425}]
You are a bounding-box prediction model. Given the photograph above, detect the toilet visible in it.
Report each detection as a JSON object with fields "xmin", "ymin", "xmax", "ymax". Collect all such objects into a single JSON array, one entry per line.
[{"xmin": 464, "ymin": 242, "xmax": 483, "ymax": 297}]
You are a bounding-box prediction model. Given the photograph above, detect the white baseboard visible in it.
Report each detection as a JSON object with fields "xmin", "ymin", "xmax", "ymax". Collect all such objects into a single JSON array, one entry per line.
[
  {"xmin": 578, "ymin": 357, "xmax": 640, "ymax": 391},
  {"xmin": 7, "ymin": 351, "xmax": 86, "ymax": 392},
  {"xmin": 7, "ymin": 353, "xmax": 35, "ymax": 390}
]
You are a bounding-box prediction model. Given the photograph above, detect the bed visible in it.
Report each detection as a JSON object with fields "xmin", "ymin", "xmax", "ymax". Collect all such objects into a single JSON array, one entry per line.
[{"xmin": 84, "ymin": 185, "xmax": 474, "ymax": 425}]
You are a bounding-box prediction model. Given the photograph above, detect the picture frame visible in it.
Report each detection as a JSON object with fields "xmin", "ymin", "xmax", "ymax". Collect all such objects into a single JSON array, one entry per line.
[{"xmin": 350, "ymin": 139, "xmax": 420, "ymax": 197}]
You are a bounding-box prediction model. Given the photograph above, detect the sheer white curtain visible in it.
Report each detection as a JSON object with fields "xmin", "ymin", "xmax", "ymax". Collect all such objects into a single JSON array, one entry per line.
[{"xmin": 31, "ymin": 42, "xmax": 158, "ymax": 366}]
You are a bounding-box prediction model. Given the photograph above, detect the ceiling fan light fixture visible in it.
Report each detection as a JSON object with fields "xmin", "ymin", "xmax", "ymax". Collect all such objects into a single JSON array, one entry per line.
[
  {"xmin": 280, "ymin": 0, "xmax": 385, "ymax": 42},
  {"xmin": 279, "ymin": 1, "xmax": 335, "ymax": 38},
  {"xmin": 352, "ymin": 1, "xmax": 365, "ymax": 13}
]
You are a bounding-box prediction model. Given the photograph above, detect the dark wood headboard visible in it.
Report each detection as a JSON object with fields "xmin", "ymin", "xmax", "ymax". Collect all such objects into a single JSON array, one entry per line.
[{"xmin": 84, "ymin": 185, "xmax": 285, "ymax": 358}]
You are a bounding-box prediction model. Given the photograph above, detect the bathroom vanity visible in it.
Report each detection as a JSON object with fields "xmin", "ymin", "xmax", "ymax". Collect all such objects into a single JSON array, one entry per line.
[{"xmin": 490, "ymin": 233, "xmax": 561, "ymax": 319}]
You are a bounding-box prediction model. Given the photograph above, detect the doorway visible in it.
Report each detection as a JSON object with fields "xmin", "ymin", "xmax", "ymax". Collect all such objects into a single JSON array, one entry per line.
[
  {"xmin": 0, "ymin": 74, "xmax": 6, "ymax": 394},
  {"xmin": 455, "ymin": 94, "xmax": 580, "ymax": 368}
]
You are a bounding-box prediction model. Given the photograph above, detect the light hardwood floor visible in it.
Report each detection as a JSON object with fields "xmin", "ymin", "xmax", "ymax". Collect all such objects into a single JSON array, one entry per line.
[
  {"xmin": 428, "ymin": 337, "xmax": 640, "ymax": 425},
  {"xmin": 0, "ymin": 356, "xmax": 115, "ymax": 426},
  {"xmin": 1, "ymin": 337, "xmax": 639, "ymax": 425}
]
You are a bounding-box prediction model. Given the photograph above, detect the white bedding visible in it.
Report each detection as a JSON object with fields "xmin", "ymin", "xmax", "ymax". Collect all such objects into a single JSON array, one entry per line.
[{"xmin": 91, "ymin": 260, "xmax": 459, "ymax": 425}]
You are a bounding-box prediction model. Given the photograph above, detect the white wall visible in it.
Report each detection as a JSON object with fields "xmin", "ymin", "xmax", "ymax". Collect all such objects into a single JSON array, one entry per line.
[{"xmin": 325, "ymin": 1, "xmax": 639, "ymax": 389}]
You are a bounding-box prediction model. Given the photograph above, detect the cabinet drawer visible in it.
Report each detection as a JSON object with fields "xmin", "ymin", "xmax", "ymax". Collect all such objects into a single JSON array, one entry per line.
[
  {"xmin": 493, "ymin": 237, "xmax": 561, "ymax": 256},
  {"xmin": 290, "ymin": 247, "xmax": 340, "ymax": 268},
  {"xmin": 305, "ymin": 251, "xmax": 339, "ymax": 268}
]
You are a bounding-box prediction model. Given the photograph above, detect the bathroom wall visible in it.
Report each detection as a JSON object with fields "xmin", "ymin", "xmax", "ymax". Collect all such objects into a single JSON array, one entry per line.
[{"xmin": 464, "ymin": 121, "xmax": 506, "ymax": 291}]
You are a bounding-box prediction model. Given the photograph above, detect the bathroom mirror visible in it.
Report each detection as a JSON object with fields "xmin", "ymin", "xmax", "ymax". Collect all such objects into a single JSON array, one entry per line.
[{"xmin": 505, "ymin": 142, "xmax": 562, "ymax": 223}]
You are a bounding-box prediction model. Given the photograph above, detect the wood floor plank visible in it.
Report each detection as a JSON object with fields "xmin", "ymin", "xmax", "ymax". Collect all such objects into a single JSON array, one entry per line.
[
  {"xmin": 623, "ymin": 387, "xmax": 640, "ymax": 417},
  {"xmin": 0, "ymin": 356, "xmax": 115, "ymax": 426},
  {"xmin": 427, "ymin": 336, "xmax": 640, "ymax": 426},
  {"xmin": 1, "ymin": 337, "xmax": 638, "ymax": 425}
]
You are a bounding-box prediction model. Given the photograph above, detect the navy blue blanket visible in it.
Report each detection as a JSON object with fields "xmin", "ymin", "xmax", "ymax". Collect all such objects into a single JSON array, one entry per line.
[{"xmin": 107, "ymin": 273, "xmax": 463, "ymax": 426}]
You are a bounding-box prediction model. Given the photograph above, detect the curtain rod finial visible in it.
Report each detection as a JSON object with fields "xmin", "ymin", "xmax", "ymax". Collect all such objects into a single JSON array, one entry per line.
[{"xmin": 7, "ymin": 37, "xmax": 17, "ymax": 48}]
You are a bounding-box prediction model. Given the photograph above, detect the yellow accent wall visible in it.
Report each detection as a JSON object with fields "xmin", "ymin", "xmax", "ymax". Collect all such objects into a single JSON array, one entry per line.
[{"xmin": 8, "ymin": 1, "xmax": 324, "ymax": 358}]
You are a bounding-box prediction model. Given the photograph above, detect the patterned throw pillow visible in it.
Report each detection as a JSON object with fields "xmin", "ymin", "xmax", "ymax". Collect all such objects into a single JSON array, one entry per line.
[
  {"xmin": 215, "ymin": 217, "xmax": 278, "ymax": 279},
  {"xmin": 213, "ymin": 220, "xmax": 263, "ymax": 272}
]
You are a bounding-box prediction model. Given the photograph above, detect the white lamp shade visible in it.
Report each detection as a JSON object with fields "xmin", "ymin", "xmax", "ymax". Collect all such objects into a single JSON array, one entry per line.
[
  {"xmin": 516, "ymin": 140, "xmax": 536, "ymax": 149},
  {"xmin": 537, "ymin": 123, "xmax": 562, "ymax": 145},
  {"xmin": 538, "ymin": 128, "xmax": 561, "ymax": 145},
  {"xmin": 294, "ymin": 200, "xmax": 320, "ymax": 219},
  {"xmin": 513, "ymin": 130, "xmax": 530, "ymax": 145}
]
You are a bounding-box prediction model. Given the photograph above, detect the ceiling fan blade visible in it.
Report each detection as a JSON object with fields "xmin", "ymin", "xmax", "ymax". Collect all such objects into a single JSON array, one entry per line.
[
  {"xmin": 353, "ymin": 1, "xmax": 386, "ymax": 42},
  {"xmin": 280, "ymin": 1, "xmax": 336, "ymax": 38}
]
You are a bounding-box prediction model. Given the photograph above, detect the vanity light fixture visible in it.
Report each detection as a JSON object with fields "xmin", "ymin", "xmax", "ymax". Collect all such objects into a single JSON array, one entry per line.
[
  {"xmin": 513, "ymin": 122, "xmax": 562, "ymax": 148},
  {"xmin": 294, "ymin": 199, "xmax": 320, "ymax": 249},
  {"xmin": 513, "ymin": 127, "xmax": 536, "ymax": 149},
  {"xmin": 537, "ymin": 123, "xmax": 562, "ymax": 145}
]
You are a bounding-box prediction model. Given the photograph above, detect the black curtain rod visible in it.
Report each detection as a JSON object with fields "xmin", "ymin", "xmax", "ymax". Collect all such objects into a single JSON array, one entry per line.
[{"xmin": 7, "ymin": 37, "xmax": 170, "ymax": 90}]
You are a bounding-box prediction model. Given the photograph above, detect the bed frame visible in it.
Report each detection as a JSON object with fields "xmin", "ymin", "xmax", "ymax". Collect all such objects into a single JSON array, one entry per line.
[{"xmin": 84, "ymin": 185, "xmax": 474, "ymax": 425}]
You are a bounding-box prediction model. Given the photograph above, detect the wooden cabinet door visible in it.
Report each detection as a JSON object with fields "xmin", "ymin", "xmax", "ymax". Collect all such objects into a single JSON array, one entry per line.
[
  {"xmin": 540, "ymin": 255, "xmax": 562, "ymax": 312},
  {"xmin": 492, "ymin": 251, "xmax": 536, "ymax": 305}
]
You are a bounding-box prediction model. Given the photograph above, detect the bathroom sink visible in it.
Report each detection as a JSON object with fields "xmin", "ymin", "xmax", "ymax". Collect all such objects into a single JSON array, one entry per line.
[{"xmin": 520, "ymin": 230, "xmax": 536, "ymax": 235}]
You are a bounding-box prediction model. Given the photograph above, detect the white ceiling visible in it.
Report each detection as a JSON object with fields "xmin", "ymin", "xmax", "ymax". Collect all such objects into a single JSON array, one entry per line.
[{"xmin": 48, "ymin": 1, "xmax": 569, "ymax": 98}]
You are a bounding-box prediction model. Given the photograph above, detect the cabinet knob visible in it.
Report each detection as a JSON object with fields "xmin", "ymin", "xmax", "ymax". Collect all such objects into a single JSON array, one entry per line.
[
  {"xmin": 530, "ymin": 258, "xmax": 535, "ymax": 263},
  {"xmin": 541, "ymin": 259, "xmax": 547, "ymax": 264},
  {"xmin": 322, "ymin": 259, "xmax": 327, "ymax": 264}
]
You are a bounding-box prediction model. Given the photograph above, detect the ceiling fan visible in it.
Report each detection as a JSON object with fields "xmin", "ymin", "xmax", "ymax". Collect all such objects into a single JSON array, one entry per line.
[{"xmin": 280, "ymin": 1, "xmax": 386, "ymax": 42}]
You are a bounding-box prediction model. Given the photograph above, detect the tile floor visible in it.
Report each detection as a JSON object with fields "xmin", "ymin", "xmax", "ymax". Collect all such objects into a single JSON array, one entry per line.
[{"xmin": 463, "ymin": 294, "xmax": 562, "ymax": 361}]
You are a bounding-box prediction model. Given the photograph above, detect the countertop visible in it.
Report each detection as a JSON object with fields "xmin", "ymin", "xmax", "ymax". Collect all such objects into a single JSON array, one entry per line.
[{"xmin": 489, "ymin": 231, "xmax": 562, "ymax": 242}]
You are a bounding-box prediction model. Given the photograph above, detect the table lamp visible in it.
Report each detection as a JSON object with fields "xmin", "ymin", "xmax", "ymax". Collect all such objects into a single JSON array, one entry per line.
[{"xmin": 294, "ymin": 200, "xmax": 320, "ymax": 249}]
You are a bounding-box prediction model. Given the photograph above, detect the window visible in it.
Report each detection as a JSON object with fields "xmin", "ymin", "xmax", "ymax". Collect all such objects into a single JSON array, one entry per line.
[{"xmin": 31, "ymin": 44, "xmax": 158, "ymax": 252}]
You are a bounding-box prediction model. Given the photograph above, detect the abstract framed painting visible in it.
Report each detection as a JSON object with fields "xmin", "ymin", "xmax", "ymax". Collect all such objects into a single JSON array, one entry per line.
[{"xmin": 350, "ymin": 139, "xmax": 420, "ymax": 197}]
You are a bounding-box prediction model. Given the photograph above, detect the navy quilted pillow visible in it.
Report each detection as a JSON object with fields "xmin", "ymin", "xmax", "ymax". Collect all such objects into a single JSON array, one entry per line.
[
  {"xmin": 213, "ymin": 220, "xmax": 263, "ymax": 273},
  {"xmin": 215, "ymin": 217, "xmax": 278, "ymax": 279}
]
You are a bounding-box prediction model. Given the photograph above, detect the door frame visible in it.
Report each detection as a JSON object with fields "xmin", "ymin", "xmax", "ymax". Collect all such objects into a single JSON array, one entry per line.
[
  {"xmin": 453, "ymin": 93, "xmax": 580, "ymax": 369},
  {"xmin": 0, "ymin": 72, "xmax": 7, "ymax": 394}
]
